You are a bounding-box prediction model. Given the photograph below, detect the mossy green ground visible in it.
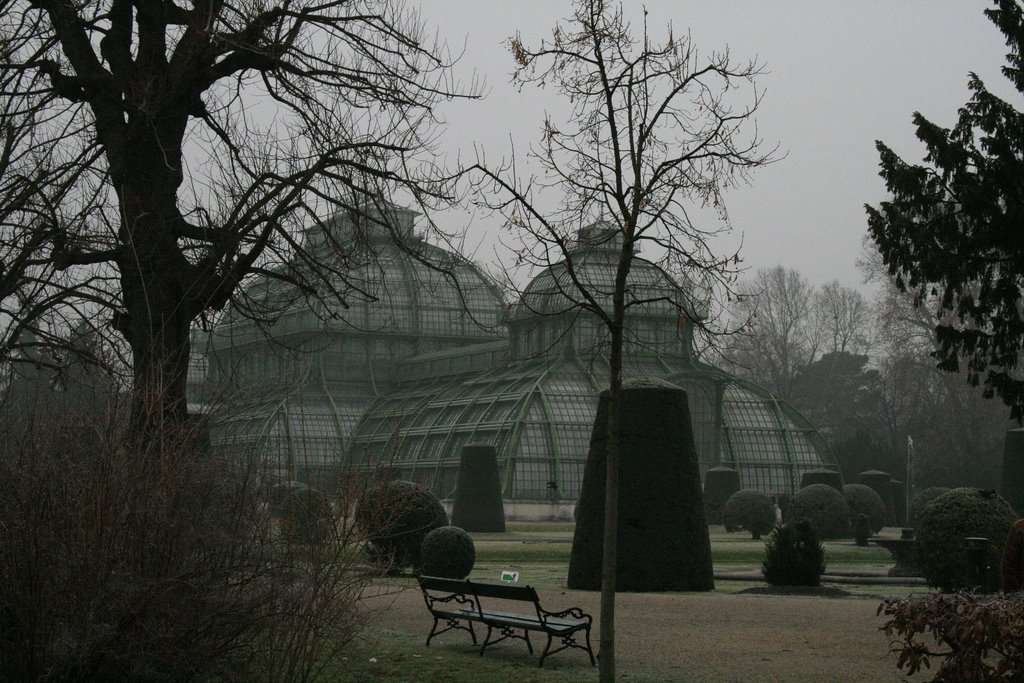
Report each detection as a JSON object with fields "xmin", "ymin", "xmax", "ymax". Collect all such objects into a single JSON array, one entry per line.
[{"xmin": 331, "ymin": 522, "xmax": 917, "ymax": 681}]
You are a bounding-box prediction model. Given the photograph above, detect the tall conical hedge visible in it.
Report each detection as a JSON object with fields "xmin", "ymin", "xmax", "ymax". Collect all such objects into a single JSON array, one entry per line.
[
  {"xmin": 1001, "ymin": 428, "xmax": 1024, "ymax": 515},
  {"xmin": 703, "ymin": 466, "xmax": 741, "ymax": 525},
  {"xmin": 567, "ymin": 379, "xmax": 713, "ymax": 592},
  {"xmin": 858, "ymin": 470, "xmax": 895, "ymax": 525},
  {"xmin": 450, "ymin": 444, "xmax": 506, "ymax": 532},
  {"xmin": 800, "ymin": 468, "xmax": 843, "ymax": 492}
]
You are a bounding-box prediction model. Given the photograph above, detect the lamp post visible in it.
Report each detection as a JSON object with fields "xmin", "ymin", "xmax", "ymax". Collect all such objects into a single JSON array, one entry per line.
[{"xmin": 906, "ymin": 436, "xmax": 914, "ymax": 527}]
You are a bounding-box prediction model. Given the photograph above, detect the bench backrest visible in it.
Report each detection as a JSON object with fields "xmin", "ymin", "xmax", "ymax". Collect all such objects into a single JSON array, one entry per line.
[
  {"xmin": 418, "ymin": 575, "xmax": 471, "ymax": 595},
  {"xmin": 467, "ymin": 580, "xmax": 539, "ymax": 603}
]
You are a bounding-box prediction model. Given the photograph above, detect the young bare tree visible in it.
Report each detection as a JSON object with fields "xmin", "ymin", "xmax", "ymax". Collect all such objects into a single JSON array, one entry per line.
[
  {"xmin": 469, "ymin": 1, "xmax": 772, "ymax": 678},
  {"xmin": 2, "ymin": 0, "xmax": 472, "ymax": 442}
]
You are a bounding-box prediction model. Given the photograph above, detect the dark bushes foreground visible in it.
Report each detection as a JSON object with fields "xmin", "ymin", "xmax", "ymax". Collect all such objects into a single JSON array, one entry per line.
[
  {"xmin": 0, "ymin": 409, "xmax": 372, "ymax": 683},
  {"xmin": 879, "ymin": 591, "xmax": 1024, "ymax": 682}
]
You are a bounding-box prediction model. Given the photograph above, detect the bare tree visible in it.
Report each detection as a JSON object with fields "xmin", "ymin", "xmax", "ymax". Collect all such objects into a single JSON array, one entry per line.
[
  {"xmin": 2, "ymin": 0, "xmax": 473, "ymax": 441},
  {"xmin": 723, "ymin": 266, "xmax": 819, "ymax": 402},
  {"xmin": 816, "ymin": 280, "xmax": 872, "ymax": 356},
  {"xmin": 468, "ymin": 1, "xmax": 771, "ymax": 678},
  {"xmin": 0, "ymin": 9, "xmax": 111, "ymax": 370}
]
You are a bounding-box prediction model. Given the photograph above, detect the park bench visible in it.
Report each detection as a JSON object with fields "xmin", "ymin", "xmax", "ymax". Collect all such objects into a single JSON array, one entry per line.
[{"xmin": 417, "ymin": 575, "xmax": 595, "ymax": 667}]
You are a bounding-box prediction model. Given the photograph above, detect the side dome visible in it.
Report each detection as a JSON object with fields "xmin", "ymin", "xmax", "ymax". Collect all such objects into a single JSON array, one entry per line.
[{"xmin": 508, "ymin": 222, "xmax": 698, "ymax": 361}]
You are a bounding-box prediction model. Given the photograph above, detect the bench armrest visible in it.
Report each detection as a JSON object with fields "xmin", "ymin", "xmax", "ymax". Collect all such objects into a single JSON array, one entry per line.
[
  {"xmin": 541, "ymin": 605, "xmax": 591, "ymax": 623},
  {"xmin": 421, "ymin": 589, "xmax": 476, "ymax": 614}
]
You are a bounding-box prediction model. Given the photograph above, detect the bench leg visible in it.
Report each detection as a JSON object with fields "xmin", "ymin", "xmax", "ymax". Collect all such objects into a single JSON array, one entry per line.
[
  {"xmin": 479, "ymin": 625, "xmax": 533, "ymax": 657},
  {"xmin": 479, "ymin": 625, "xmax": 493, "ymax": 656},
  {"xmin": 426, "ymin": 617, "xmax": 477, "ymax": 647},
  {"xmin": 538, "ymin": 628, "xmax": 596, "ymax": 667}
]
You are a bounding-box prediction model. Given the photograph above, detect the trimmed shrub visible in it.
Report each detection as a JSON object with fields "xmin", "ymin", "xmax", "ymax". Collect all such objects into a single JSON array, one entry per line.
[
  {"xmin": 568, "ymin": 379, "xmax": 714, "ymax": 592},
  {"xmin": 451, "ymin": 444, "xmax": 506, "ymax": 532},
  {"xmin": 703, "ymin": 466, "xmax": 741, "ymax": 525},
  {"xmin": 843, "ymin": 483, "xmax": 886, "ymax": 533},
  {"xmin": 910, "ymin": 486, "xmax": 951, "ymax": 527},
  {"xmin": 355, "ymin": 480, "xmax": 448, "ymax": 572},
  {"xmin": 761, "ymin": 519, "xmax": 826, "ymax": 587},
  {"xmin": 788, "ymin": 483, "xmax": 850, "ymax": 539},
  {"xmin": 1002, "ymin": 428, "xmax": 1024, "ymax": 515},
  {"xmin": 800, "ymin": 468, "xmax": 843, "ymax": 492},
  {"xmin": 270, "ymin": 481, "xmax": 333, "ymax": 544},
  {"xmin": 420, "ymin": 526, "xmax": 476, "ymax": 579},
  {"xmin": 722, "ymin": 489, "xmax": 777, "ymax": 540},
  {"xmin": 853, "ymin": 513, "xmax": 872, "ymax": 546},
  {"xmin": 858, "ymin": 470, "xmax": 895, "ymax": 525},
  {"xmin": 915, "ymin": 487, "xmax": 1017, "ymax": 592}
]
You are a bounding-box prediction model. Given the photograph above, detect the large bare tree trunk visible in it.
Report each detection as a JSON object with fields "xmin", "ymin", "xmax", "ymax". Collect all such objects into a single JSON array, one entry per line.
[{"xmin": 116, "ymin": 166, "xmax": 195, "ymax": 442}]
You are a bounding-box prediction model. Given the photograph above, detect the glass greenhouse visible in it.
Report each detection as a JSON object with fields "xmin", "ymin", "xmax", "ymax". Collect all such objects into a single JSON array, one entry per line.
[{"xmin": 196, "ymin": 208, "xmax": 839, "ymax": 517}]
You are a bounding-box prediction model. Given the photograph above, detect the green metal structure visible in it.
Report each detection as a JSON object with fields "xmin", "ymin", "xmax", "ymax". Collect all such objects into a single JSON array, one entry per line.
[{"xmin": 197, "ymin": 208, "xmax": 839, "ymax": 513}]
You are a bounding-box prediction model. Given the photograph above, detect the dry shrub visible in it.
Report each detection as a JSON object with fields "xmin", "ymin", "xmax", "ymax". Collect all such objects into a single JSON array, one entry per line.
[
  {"xmin": 879, "ymin": 591, "xmax": 1024, "ymax": 682},
  {"xmin": 0, "ymin": 405, "xmax": 375, "ymax": 682}
]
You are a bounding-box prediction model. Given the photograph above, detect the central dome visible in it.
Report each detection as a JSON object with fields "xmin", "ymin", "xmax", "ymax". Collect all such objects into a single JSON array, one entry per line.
[{"xmin": 508, "ymin": 222, "xmax": 696, "ymax": 361}]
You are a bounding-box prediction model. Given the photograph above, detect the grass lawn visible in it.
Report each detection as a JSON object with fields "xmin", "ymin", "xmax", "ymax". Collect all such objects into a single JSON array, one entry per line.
[
  {"xmin": 329, "ymin": 628, "xmax": 675, "ymax": 682},
  {"xmin": 466, "ymin": 522, "xmax": 899, "ymax": 591}
]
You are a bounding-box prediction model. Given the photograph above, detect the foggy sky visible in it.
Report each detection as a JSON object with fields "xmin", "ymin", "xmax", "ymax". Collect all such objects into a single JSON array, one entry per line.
[{"xmin": 419, "ymin": 1, "xmax": 1012, "ymax": 292}]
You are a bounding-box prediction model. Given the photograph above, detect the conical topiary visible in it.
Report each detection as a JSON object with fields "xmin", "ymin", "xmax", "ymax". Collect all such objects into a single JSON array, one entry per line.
[
  {"xmin": 568, "ymin": 379, "xmax": 713, "ymax": 592},
  {"xmin": 800, "ymin": 468, "xmax": 843, "ymax": 492},
  {"xmin": 858, "ymin": 470, "xmax": 895, "ymax": 526},
  {"xmin": 1001, "ymin": 428, "xmax": 1024, "ymax": 516},
  {"xmin": 703, "ymin": 466, "xmax": 741, "ymax": 525},
  {"xmin": 450, "ymin": 444, "xmax": 505, "ymax": 532}
]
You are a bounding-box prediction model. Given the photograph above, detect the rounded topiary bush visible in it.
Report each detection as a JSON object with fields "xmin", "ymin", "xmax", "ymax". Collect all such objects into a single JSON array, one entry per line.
[
  {"xmin": 787, "ymin": 483, "xmax": 850, "ymax": 539},
  {"xmin": 269, "ymin": 481, "xmax": 333, "ymax": 544},
  {"xmin": 722, "ymin": 489, "xmax": 777, "ymax": 540},
  {"xmin": 915, "ymin": 487, "xmax": 1017, "ymax": 592},
  {"xmin": 910, "ymin": 486, "xmax": 950, "ymax": 527},
  {"xmin": 761, "ymin": 519, "xmax": 826, "ymax": 587},
  {"xmin": 420, "ymin": 526, "xmax": 476, "ymax": 579},
  {"xmin": 843, "ymin": 484, "xmax": 887, "ymax": 533},
  {"xmin": 355, "ymin": 479, "xmax": 448, "ymax": 572}
]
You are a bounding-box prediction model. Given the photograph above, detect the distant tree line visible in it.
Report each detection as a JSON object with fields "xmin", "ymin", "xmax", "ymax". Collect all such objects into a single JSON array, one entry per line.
[{"xmin": 719, "ymin": 255, "xmax": 1012, "ymax": 492}]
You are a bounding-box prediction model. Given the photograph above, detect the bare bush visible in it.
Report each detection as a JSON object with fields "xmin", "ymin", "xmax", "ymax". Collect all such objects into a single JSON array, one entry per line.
[
  {"xmin": 0, "ymin": 405, "xmax": 375, "ymax": 682},
  {"xmin": 879, "ymin": 591, "xmax": 1024, "ymax": 682}
]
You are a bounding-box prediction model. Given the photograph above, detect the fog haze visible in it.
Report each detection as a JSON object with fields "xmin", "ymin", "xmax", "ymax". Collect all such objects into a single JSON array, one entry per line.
[{"xmin": 421, "ymin": 1, "xmax": 1011, "ymax": 290}]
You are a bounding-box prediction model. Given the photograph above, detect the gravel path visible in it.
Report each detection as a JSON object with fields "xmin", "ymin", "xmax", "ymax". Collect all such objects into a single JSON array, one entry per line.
[{"xmin": 362, "ymin": 583, "xmax": 915, "ymax": 682}]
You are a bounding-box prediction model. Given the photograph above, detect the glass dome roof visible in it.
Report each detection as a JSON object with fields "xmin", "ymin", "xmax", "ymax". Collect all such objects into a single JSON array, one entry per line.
[
  {"xmin": 348, "ymin": 351, "xmax": 693, "ymax": 503},
  {"xmin": 197, "ymin": 208, "xmax": 838, "ymax": 509},
  {"xmin": 200, "ymin": 205, "xmax": 507, "ymax": 482},
  {"xmin": 508, "ymin": 223, "xmax": 695, "ymax": 362}
]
